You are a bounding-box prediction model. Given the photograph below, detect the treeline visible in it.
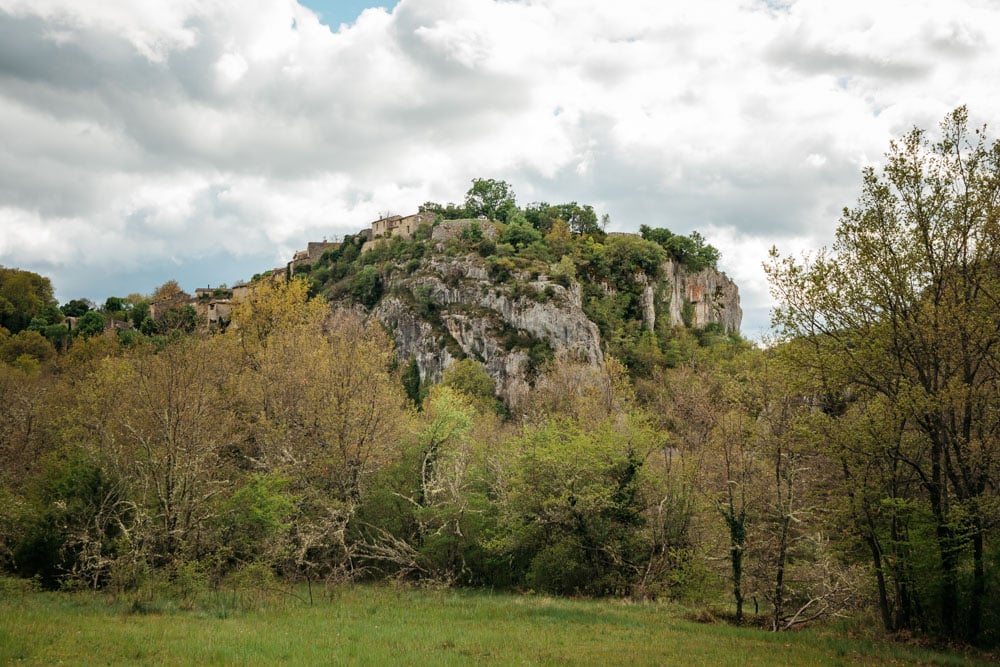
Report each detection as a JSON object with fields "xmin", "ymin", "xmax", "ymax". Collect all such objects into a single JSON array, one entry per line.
[
  {"xmin": 0, "ymin": 277, "xmax": 858, "ymax": 632},
  {"xmin": 0, "ymin": 272, "xmax": 217, "ymax": 372},
  {"xmin": 415, "ymin": 177, "xmax": 720, "ymax": 271}
]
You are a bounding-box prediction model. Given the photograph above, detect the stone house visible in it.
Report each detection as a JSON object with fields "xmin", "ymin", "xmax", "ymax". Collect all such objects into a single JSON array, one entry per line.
[{"xmin": 363, "ymin": 211, "xmax": 437, "ymax": 252}]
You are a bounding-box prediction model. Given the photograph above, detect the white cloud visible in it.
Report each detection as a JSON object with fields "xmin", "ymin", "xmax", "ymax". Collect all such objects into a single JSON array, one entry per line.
[{"xmin": 1, "ymin": 0, "xmax": 999, "ymax": 338}]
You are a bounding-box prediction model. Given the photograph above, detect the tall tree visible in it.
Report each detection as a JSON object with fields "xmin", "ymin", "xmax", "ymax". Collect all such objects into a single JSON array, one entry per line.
[
  {"xmin": 0, "ymin": 268, "xmax": 57, "ymax": 334},
  {"xmin": 767, "ymin": 107, "xmax": 1000, "ymax": 642},
  {"xmin": 82, "ymin": 335, "xmax": 244, "ymax": 568},
  {"xmin": 464, "ymin": 178, "xmax": 517, "ymax": 222}
]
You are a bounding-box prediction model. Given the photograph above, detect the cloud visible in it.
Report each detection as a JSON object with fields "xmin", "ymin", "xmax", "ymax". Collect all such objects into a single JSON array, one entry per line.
[{"xmin": 1, "ymin": 0, "xmax": 999, "ymax": 339}]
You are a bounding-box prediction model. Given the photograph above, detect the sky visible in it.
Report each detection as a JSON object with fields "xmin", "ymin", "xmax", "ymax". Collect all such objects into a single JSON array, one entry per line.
[{"xmin": 1, "ymin": 0, "xmax": 999, "ymax": 340}]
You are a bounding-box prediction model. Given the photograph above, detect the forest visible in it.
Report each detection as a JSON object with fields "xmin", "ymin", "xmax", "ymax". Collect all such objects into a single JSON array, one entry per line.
[{"xmin": 0, "ymin": 108, "xmax": 997, "ymax": 647}]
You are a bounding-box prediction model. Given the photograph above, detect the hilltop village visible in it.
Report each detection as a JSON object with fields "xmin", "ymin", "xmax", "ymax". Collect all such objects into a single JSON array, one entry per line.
[{"xmin": 146, "ymin": 211, "xmax": 441, "ymax": 329}]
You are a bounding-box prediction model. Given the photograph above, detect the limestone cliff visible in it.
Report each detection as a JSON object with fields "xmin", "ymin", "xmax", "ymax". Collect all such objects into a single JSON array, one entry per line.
[
  {"xmin": 373, "ymin": 255, "xmax": 602, "ymax": 406},
  {"xmin": 640, "ymin": 259, "xmax": 742, "ymax": 334},
  {"xmin": 368, "ymin": 250, "xmax": 740, "ymax": 406}
]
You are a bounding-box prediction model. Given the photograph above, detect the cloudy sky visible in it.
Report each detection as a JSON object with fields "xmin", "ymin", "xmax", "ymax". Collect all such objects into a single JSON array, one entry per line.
[{"xmin": 1, "ymin": 0, "xmax": 998, "ymax": 339}]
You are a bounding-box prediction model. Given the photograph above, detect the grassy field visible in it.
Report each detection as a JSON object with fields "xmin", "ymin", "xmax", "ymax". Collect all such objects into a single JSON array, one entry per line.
[{"xmin": 0, "ymin": 582, "xmax": 992, "ymax": 666}]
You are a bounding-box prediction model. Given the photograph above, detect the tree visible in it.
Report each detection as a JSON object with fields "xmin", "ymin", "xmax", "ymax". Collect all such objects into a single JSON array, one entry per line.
[
  {"xmin": 61, "ymin": 299, "xmax": 92, "ymax": 318},
  {"xmin": 441, "ymin": 358, "xmax": 497, "ymax": 415},
  {"xmin": 0, "ymin": 330, "xmax": 56, "ymax": 366},
  {"xmin": 494, "ymin": 414, "xmax": 656, "ymax": 595},
  {"xmin": 464, "ymin": 178, "xmax": 517, "ymax": 222},
  {"xmin": 0, "ymin": 268, "xmax": 57, "ymax": 334},
  {"xmin": 82, "ymin": 336, "xmax": 244, "ymax": 569},
  {"xmin": 246, "ymin": 307, "xmax": 411, "ymax": 581},
  {"xmin": 228, "ymin": 277, "xmax": 327, "ymax": 369},
  {"xmin": 767, "ymin": 107, "xmax": 1000, "ymax": 643},
  {"xmin": 74, "ymin": 311, "xmax": 106, "ymax": 339}
]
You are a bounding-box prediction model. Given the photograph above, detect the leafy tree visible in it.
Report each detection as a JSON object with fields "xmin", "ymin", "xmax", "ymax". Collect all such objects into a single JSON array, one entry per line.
[
  {"xmin": 0, "ymin": 267, "xmax": 57, "ymax": 334},
  {"xmin": 351, "ymin": 266, "xmax": 383, "ymax": 309},
  {"xmin": 61, "ymin": 299, "xmax": 92, "ymax": 318},
  {"xmin": 82, "ymin": 335, "xmax": 244, "ymax": 568},
  {"xmin": 10, "ymin": 449, "xmax": 122, "ymax": 589},
  {"xmin": 767, "ymin": 107, "xmax": 1000, "ymax": 643},
  {"xmin": 525, "ymin": 202, "xmax": 600, "ymax": 236},
  {"xmin": 464, "ymin": 178, "xmax": 517, "ymax": 222},
  {"xmin": 0, "ymin": 330, "xmax": 56, "ymax": 366},
  {"xmin": 102, "ymin": 297, "xmax": 127, "ymax": 314},
  {"xmin": 498, "ymin": 221, "xmax": 542, "ymax": 250},
  {"xmin": 441, "ymin": 358, "xmax": 497, "ymax": 415},
  {"xmin": 229, "ymin": 277, "xmax": 327, "ymax": 367},
  {"xmin": 402, "ymin": 355, "xmax": 425, "ymax": 408},
  {"xmin": 128, "ymin": 300, "xmax": 151, "ymax": 328},
  {"xmin": 155, "ymin": 303, "xmax": 199, "ymax": 335},
  {"xmin": 74, "ymin": 311, "xmax": 106, "ymax": 339},
  {"xmin": 245, "ymin": 308, "xmax": 411, "ymax": 580},
  {"xmin": 494, "ymin": 415, "xmax": 656, "ymax": 595},
  {"xmin": 564, "ymin": 203, "xmax": 599, "ymax": 236},
  {"xmin": 213, "ymin": 473, "xmax": 294, "ymax": 570},
  {"xmin": 640, "ymin": 225, "xmax": 720, "ymax": 271}
]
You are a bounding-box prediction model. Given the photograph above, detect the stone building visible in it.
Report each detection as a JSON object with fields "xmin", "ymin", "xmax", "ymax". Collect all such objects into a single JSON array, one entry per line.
[{"xmin": 363, "ymin": 211, "xmax": 437, "ymax": 252}]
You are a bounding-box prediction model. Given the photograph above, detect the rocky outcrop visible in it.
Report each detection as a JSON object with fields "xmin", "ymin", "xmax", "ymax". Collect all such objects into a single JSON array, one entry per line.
[
  {"xmin": 370, "ymin": 249, "xmax": 740, "ymax": 406},
  {"xmin": 373, "ymin": 255, "xmax": 603, "ymax": 406},
  {"xmin": 639, "ymin": 260, "xmax": 741, "ymax": 334}
]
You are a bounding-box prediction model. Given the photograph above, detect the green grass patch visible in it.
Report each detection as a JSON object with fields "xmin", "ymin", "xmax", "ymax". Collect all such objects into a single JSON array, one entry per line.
[{"xmin": 0, "ymin": 584, "xmax": 992, "ymax": 665}]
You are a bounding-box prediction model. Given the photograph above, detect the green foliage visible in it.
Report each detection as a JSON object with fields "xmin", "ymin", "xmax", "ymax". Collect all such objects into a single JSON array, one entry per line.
[
  {"xmin": 525, "ymin": 202, "xmax": 600, "ymax": 235},
  {"xmin": 11, "ymin": 450, "xmax": 121, "ymax": 588},
  {"xmin": 485, "ymin": 256, "xmax": 515, "ymax": 283},
  {"xmin": 0, "ymin": 267, "xmax": 58, "ymax": 334},
  {"xmin": 402, "ymin": 355, "xmax": 425, "ymax": 408},
  {"xmin": 61, "ymin": 299, "xmax": 92, "ymax": 318},
  {"xmin": 464, "ymin": 178, "xmax": 517, "ymax": 222},
  {"xmin": 214, "ymin": 474, "xmax": 293, "ymax": 569},
  {"xmin": 767, "ymin": 108, "xmax": 1000, "ymax": 644},
  {"xmin": 441, "ymin": 358, "xmax": 497, "ymax": 414},
  {"xmin": 498, "ymin": 221, "xmax": 543, "ymax": 249},
  {"xmin": 75, "ymin": 311, "xmax": 106, "ymax": 339},
  {"xmin": 640, "ymin": 225, "xmax": 720, "ymax": 271},
  {"xmin": 0, "ymin": 329, "xmax": 56, "ymax": 365},
  {"xmin": 495, "ymin": 417, "xmax": 655, "ymax": 595},
  {"xmin": 153, "ymin": 304, "xmax": 198, "ymax": 335},
  {"xmin": 350, "ymin": 266, "xmax": 384, "ymax": 309},
  {"xmin": 681, "ymin": 298, "xmax": 695, "ymax": 328}
]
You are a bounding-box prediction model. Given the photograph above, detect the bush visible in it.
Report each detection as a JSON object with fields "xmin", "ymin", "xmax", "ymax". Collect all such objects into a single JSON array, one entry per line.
[{"xmin": 351, "ymin": 266, "xmax": 384, "ymax": 309}]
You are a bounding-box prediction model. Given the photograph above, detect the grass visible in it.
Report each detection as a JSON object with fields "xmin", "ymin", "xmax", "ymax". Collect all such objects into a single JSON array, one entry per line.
[{"xmin": 0, "ymin": 582, "xmax": 993, "ymax": 666}]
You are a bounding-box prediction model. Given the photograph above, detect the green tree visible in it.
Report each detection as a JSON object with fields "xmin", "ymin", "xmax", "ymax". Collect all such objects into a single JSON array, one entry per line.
[
  {"xmin": 767, "ymin": 107, "xmax": 1000, "ymax": 643},
  {"xmin": 0, "ymin": 268, "xmax": 57, "ymax": 334},
  {"xmin": 494, "ymin": 415, "xmax": 656, "ymax": 595},
  {"xmin": 351, "ymin": 266, "xmax": 384, "ymax": 309},
  {"xmin": 401, "ymin": 355, "xmax": 425, "ymax": 408},
  {"xmin": 74, "ymin": 311, "xmax": 106, "ymax": 339},
  {"xmin": 441, "ymin": 358, "xmax": 497, "ymax": 415},
  {"xmin": 464, "ymin": 178, "xmax": 517, "ymax": 222},
  {"xmin": 61, "ymin": 299, "xmax": 92, "ymax": 318},
  {"xmin": 0, "ymin": 330, "xmax": 56, "ymax": 366}
]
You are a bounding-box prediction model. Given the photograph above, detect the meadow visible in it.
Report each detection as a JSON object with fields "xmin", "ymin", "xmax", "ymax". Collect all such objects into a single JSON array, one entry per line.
[{"xmin": 0, "ymin": 581, "xmax": 992, "ymax": 666}]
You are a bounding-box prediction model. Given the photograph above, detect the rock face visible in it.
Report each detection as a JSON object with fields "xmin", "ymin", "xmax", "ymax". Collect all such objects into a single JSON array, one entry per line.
[
  {"xmin": 632, "ymin": 262, "xmax": 742, "ymax": 334},
  {"xmin": 373, "ymin": 256, "xmax": 603, "ymax": 406},
  {"xmin": 371, "ymin": 252, "xmax": 740, "ymax": 405},
  {"xmin": 647, "ymin": 259, "xmax": 742, "ymax": 334}
]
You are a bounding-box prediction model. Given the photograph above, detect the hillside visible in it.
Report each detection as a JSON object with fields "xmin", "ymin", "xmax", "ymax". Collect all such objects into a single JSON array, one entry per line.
[{"xmin": 289, "ymin": 211, "xmax": 741, "ymax": 406}]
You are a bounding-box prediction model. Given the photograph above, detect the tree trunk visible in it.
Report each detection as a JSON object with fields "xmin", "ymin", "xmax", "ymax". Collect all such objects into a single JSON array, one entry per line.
[
  {"xmin": 864, "ymin": 532, "xmax": 893, "ymax": 632},
  {"xmin": 970, "ymin": 522, "xmax": 984, "ymax": 641},
  {"xmin": 772, "ymin": 513, "xmax": 789, "ymax": 632}
]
